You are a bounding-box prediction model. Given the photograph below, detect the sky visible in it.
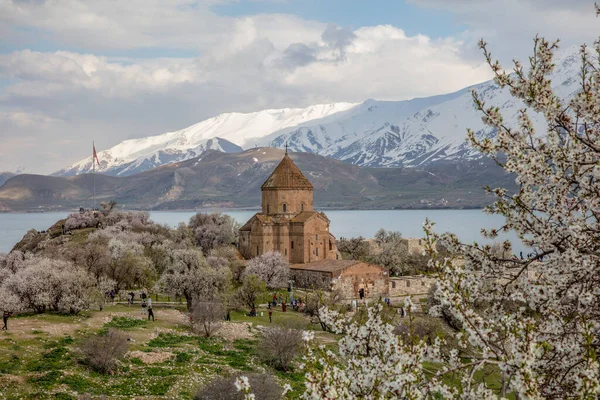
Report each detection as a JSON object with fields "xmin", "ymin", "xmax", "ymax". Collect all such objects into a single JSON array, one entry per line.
[{"xmin": 0, "ymin": 0, "xmax": 598, "ymax": 174}]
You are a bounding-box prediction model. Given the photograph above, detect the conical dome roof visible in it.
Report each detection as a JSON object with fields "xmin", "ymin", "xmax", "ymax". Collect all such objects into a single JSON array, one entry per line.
[{"xmin": 261, "ymin": 153, "xmax": 313, "ymax": 190}]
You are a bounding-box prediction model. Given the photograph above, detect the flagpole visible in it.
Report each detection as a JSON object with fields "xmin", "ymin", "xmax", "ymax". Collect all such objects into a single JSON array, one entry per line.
[{"xmin": 93, "ymin": 141, "xmax": 96, "ymax": 209}]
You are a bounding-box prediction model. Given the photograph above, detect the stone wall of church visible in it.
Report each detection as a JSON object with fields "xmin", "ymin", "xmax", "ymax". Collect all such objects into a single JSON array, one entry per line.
[
  {"xmin": 301, "ymin": 217, "xmax": 337, "ymax": 263},
  {"xmin": 262, "ymin": 189, "xmax": 313, "ymax": 215},
  {"xmin": 332, "ymin": 262, "xmax": 389, "ymax": 299},
  {"xmin": 239, "ymin": 230, "xmax": 253, "ymax": 259},
  {"xmin": 289, "ymin": 223, "xmax": 307, "ymax": 263},
  {"xmin": 290, "ymin": 269, "xmax": 332, "ymax": 291}
]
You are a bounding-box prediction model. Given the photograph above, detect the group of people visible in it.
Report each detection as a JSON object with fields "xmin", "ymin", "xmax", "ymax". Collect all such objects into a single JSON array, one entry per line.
[{"xmin": 135, "ymin": 292, "xmax": 154, "ymax": 321}]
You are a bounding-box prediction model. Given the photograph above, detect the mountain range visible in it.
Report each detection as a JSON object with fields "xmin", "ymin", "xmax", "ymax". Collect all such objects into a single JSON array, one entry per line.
[
  {"xmin": 0, "ymin": 148, "xmax": 515, "ymax": 212},
  {"xmin": 54, "ymin": 47, "xmax": 582, "ymax": 177}
]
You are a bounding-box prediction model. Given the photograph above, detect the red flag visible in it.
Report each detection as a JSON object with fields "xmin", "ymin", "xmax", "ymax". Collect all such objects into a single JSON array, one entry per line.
[{"xmin": 93, "ymin": 143, "xmax": 100, "ymax": 167}]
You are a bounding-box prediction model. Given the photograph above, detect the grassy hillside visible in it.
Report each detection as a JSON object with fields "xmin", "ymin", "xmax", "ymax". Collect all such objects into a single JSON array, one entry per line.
[{"xmin": 0, "ymin": 302, "xmax": 317, "ymax": 399}]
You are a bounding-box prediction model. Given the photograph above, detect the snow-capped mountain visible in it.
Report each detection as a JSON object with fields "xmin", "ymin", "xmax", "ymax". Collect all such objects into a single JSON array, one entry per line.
[
  {"xmin": 56, "ymin": 47, "xmax": 582, "ymax": 176},
  {"xmin": 261, "ymin": 47, "xmax": 582, "ymax": 167},
  {"xmin": 56, "ymin": 103, "xmax": 357, "ymax": 176}
]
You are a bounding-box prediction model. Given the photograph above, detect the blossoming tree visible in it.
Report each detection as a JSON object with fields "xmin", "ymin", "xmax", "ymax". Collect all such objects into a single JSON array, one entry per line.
[
  {"xmin": 299, "ymin": 7, "xmax": 600, "ymax": 399},
  {"xmin": 244, "ymin": 251, "xmax": 289, "ymax": 290}
]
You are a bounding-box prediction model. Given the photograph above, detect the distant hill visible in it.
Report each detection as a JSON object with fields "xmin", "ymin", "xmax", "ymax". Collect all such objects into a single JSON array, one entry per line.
[
  {"xmin": 0, "ymin": 148, "xmax": 514, "ymax": 211},
  {"xmin": 0, "ymin": 172, "xmax": 16, "ymax": 187}
]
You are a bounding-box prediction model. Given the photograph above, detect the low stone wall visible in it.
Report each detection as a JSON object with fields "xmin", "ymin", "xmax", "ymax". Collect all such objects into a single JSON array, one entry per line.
[
  {"xmin": 289, "ymin": 269, "xmax": 332, "ymax": 291},
  {"xmin": 388, "ymin": 275, "xmax": 435, "ymax": 297}
]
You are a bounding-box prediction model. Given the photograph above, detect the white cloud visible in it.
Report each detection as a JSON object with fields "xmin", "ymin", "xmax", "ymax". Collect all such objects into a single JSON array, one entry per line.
[
  {"xmin": 0, "ymin": 0, "xmax": 596, "ymax": 174},
  {"xmin": 408, "ymin": 0, "xmax": 599, "ymax": 64}
]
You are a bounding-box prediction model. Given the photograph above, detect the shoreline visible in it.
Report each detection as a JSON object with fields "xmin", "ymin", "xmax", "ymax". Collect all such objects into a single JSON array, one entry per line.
[{"xmin": 0, "ymin": 205, "xmax": 485, "ymax": 214}]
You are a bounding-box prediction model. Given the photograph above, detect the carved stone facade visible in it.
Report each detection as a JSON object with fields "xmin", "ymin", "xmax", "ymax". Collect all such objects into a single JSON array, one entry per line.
[{"xmin": 239, "ymin": 152, "xmax": 338, "ymax": 263}]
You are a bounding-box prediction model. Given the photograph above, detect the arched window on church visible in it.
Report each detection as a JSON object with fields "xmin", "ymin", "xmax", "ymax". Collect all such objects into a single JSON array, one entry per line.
[
  {"xmin": 316, "ymin": 247, "xmax": 319, "ymax": 257},
  {"xmin": 301, "ymin": 203, "xmax": 304, "ymax": 211},
  {"xmin": 256, "ymin": 246, "xmax": 259, "ymax": 255},
  {"xmin": 267, "ymin": 204, "xmax": 270, "ymax": 214},
  {"xmin": 285, "ymin": 249, "xmax": 287, "ymax": 256},
  {"xmin": 283, "ymin": 203, "xmax": 287, "ymax": 212},
  {"xmin": 291, "ymin": 241, "xmax": 294, "ymax": 249},
  {"xmin": 329, "ymin": 240, "xmax": 332, "ymax": 251}
]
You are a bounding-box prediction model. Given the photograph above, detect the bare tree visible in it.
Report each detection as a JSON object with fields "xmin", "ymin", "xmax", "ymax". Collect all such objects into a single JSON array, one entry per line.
[
  {"xmin": 258, "ymin": 324, "xmax": 303, "ymax": 370},
  {"xmin": 79, "ymin": 329, "xmax": 128, "ymax": 374},
  {"xmin": 191, "ymin": 301, "xmax": 226, "ymax": 337}
]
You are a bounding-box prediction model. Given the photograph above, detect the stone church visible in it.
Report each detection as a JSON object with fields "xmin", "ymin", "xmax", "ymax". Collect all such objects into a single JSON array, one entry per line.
[
  {"xmin": 239, "ymin": 150, "xmax": 338, "ymax": 263},
  {"xmin": 239, "ymin": 150, "xmax": 389, "ymax": 300}
]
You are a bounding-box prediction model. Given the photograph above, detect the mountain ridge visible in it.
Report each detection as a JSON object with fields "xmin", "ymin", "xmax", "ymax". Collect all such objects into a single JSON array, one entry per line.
[
  {"xmin": 54, "ymin": 47, "xmax": 582, "ymax": 177},
  {"xmin": 1, "ymin": 148, "xmax": 515, "ymax": 212}
]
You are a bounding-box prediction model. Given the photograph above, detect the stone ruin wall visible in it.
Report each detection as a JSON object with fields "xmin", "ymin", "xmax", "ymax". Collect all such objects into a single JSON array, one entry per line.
[{"xmin": 388, "ymin": 275, "xmax": 436, "ymax": 297}]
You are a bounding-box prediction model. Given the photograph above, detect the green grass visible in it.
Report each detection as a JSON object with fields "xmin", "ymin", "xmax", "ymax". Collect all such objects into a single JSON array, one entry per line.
[
  {"xmin": 0, "ymin": 303, "xmax": 322, "ymax": 399},
  {"xmin": 147, "ymin": 333, "xmax": 196, "ymax": 348},
  {"xmin": 27, "ymin": 370, "xmax": 62, "ymax": 389},
  {"xmin": 174, "ymin": 351, "xmax": 193, "ymax": 363},
  {"xmin": 60, "ymin": 374, "xmax": 97, "ymax": 392},
  {"xmin": 26, "ymin": 347, "xmax": 71, "ymax": 372},
  {"xmin": 104, "ymin": 316, "xmax": 147, "ymax": 329}
]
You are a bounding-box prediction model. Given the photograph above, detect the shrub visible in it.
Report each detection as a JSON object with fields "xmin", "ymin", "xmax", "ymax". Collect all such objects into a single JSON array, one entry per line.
[
  {"xmin": 258, "ymin": 325, "xmax": 302, "ymax": 371},
  {"xmin": 80, "ymin": 329, "xmax": 128, "ymax": 374},
  {"xmin": 191, "ymin": 301, "xmax": 226, "ymax": 337},
  {"xmin": 193, "ymin": 373, "xmax": 283, "ymax": 400}
]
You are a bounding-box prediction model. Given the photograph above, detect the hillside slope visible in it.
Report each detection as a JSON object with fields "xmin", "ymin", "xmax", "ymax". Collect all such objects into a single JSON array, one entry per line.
[{"xmin": 1, "ymin": 149, "xmax": 514, "ymax": 211}]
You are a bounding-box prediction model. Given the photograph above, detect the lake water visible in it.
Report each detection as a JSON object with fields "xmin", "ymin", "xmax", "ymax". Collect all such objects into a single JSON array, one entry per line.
[{"xmin": 0, "ymin": 209, "xmax": 526, "ymax": 254}]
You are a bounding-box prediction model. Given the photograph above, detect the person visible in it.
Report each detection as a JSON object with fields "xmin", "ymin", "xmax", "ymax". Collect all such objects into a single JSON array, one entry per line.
[
  {"xmin": 250, "ymin": 306, "xmax": 256, "ymax": 317},
  {"xmin": 268, "ymin": 309, "xmax": 272, "ymax": 323},
  {"xmin": 225, "ymin": 310, "xmax": 231, "ymax": 321},
  {"xmin": 129, "ymin": 291, "xmax": 135, "ymax": 305},
  {"xmin": 141, "ymin": 299, "xmax": 147, "ymax": 315},
  {"xmin": 2, "ymin": 310, "xmax": 11, "ymax": 330},
  {"xmin": 147, "ymin": 298, "xmax": 154, "ymax": 321},
  {"xmin": 282, "ymin": 302, "xmax": 286, "ymax": 312}
]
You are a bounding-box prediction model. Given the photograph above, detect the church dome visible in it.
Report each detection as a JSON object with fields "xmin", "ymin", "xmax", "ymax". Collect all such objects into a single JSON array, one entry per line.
[{"xmin": 261, "ymin": 153, "xmax": 313, "ymax": 190}]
